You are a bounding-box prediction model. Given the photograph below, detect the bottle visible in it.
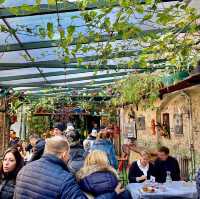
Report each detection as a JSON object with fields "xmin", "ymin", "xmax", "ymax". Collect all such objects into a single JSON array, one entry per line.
[{"xmin": 166, "ymin": 171, "xmax": 172, "ymax": 183}]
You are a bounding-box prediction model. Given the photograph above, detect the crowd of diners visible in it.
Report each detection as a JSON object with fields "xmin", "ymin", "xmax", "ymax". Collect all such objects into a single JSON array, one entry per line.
[{"xmin": 0, "ymin": 123, "xmax": 200, "ymax": 199}]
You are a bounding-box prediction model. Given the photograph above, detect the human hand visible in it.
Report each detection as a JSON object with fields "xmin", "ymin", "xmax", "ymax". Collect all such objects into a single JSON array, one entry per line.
[
  {"xmin": 115, "ymin": 183, "xmax": 125, "ymax": 195},
  {"xmin": 137, "ymin": 175, "xmax": 147, "ymax": 182}
]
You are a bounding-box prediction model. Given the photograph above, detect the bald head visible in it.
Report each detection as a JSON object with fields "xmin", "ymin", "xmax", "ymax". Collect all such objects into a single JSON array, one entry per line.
[{"xmin": 44, "ymin": 136, "xmax": 69, "ymax": 156}]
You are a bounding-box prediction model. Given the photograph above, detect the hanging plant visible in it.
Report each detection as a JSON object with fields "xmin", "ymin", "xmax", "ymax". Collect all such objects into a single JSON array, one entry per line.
[{"xmin": 109, "ymin": 73, "xmax": 163, "ymax": 110}]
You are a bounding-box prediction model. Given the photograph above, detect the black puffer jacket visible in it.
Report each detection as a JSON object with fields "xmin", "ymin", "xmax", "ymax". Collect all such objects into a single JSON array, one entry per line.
[{"xmin": 0, "ymin": 175, "xmax": 16, "ymax": 199}]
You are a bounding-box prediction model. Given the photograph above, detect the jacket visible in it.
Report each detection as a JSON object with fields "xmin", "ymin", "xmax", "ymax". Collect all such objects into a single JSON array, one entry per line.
[
  {"xmin": 196, "ymin": 168, "xmax": 200, "ymax": 199},
  {"xmin": 67, "ymin": 144, "xmax": 86, "ymax": 174},
  {"xmin": 77, "ymin": 165, "xmax": 131, "ymax": 199},
  {"xmin": 91, "ymin": 140, "xmax": 118, "ymax": 169},
  {"xmin": 29, "ymin": 139, "xmax": 45, "ymax": 162},
  {"xmin": 0, "ymin": 178, "xmax": 15, "ymax": 199},
  {"xmin": 77, "ymin": 165, "xmax": 118, "ymax": 196},
  {"xmin": 154, "ymin": 156, "xmax": 181, "ymax": 183},
  {"xmin": 14, "ymin": 154, "xmax": 115, "ymax": 199},
  {"xmin": 128, "ymin": 161, "xmax": 155, "ymax": 183}
]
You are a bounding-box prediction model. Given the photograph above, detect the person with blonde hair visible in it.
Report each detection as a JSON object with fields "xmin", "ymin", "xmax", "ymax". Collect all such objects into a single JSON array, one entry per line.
[
  {"xmin": 90, "ymin": 129, "xmax": 118, "ymax": 169},
  {"xmin": 77, "ymin": 150, "xmax": 131, "ymax": 199},
  {"xmin": 128, "ymin": 150, "xmax": 155, "ymax": 183}
]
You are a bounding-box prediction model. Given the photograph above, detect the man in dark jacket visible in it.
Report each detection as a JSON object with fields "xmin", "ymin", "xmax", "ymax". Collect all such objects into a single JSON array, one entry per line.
[
  {"xmin": 14, "ymin": 136, "xmax": 120, "ymax": 199},
  {"xmin": 154, "ymin": 146, "xmax": 181, "ymax": 183},
  {"xmin": 28, "ymin": 134, "xmax": 45, "ymax": 162}
]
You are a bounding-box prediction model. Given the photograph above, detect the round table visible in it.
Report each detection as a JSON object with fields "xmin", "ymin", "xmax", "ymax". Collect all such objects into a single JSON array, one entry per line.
[{"xmin": 127, "ymin": 181, "xmax": 198, "ymax": 199}]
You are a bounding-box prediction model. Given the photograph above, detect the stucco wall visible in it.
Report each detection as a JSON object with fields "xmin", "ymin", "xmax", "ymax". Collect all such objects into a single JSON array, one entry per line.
[{"xmin": 119, "ymin": 85, "xmax": 200, "ymax": 173}]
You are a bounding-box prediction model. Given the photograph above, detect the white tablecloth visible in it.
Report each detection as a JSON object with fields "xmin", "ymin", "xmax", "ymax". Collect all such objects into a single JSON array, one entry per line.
[{"xmin": 127, "ymin": 181, "xmax": 198, "ymax": 199}]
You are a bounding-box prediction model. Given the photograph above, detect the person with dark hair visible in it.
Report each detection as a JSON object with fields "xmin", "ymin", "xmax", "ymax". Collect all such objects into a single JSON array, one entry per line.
[
  {"xmin": 53, "ymin": 122, "xmax": 65, "ymax": 136},
  {"xmin": 29, "ymin": 134, "xmax": 45, "ymax": 162},
  {"xmin": 9, "ymin": 130, "xmax": 22, "ymax": 152},
  {"xmin": 154, "ymin": 146, "xmax": 180, "ymax": 183},
  {"xmin": 65, "ymin": 129, "xmax": 86, "ymax": 174},
  {"xmin": 0, "ymin": 148, "xmax": 24, "ymax": 199}
]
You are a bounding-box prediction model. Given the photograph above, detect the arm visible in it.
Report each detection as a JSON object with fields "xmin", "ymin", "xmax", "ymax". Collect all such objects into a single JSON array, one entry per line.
[
  {"xmin": 173, "ymin": 159, "xmax": 181, "ymax": 181},
  {"xmin": 128, "ymin": 162, "xmax": 137, "ymax": 183},
  {"xmin": 61, "ymin": 175, "xmax": 88, "ymax": 199}
]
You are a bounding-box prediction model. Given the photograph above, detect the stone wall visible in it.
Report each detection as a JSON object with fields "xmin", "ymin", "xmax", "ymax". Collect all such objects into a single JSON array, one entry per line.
[
  {"xmin": 119, "ymin": 85, "xmax": 200, "ymax": 174},
  {"xmin": 0, "ymin": 97, "xmax": 9, "ymax": 157}
]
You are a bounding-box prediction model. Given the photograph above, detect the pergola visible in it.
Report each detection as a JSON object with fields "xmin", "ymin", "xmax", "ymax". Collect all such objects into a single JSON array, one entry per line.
[{"xmin": 0, "ymin": 0, "xmax": 198, "ymax": 98}]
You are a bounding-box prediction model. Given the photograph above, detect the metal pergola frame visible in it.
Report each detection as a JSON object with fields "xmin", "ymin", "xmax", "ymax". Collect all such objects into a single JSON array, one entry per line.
[{"xmin": 0, "ymin": 0, "xmax": 184, "ymax": 97}]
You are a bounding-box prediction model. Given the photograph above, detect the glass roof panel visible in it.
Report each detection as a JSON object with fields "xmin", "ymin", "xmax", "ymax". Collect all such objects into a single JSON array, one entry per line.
[
  {"xmin": 0, "ymin": 68, "xmax": 39, "ymax": 77},
  {"xmin": 1, "ymin": 0, "xmax": 47, "ymax": 8},
  {"xmin": 6, "ymin": 11, "xmax": 87, "ymax": 43},
  {"xmin": 0, "ymin": 19, "xmax": 18, "ymax": 45},
  {"xmin": 0, "ymin": 51, "xmax": 28, "ymax": 63},
  {"xmin": 28, "ymin": 47, "xmax": 63, "ymax": 61},
  {"xmin": 0, "ymin": 77, "xmax": 45, "ymax": 85},
  {"xmin": 52, "ymin": 76, "xmax": 125, "ymax": 86}
]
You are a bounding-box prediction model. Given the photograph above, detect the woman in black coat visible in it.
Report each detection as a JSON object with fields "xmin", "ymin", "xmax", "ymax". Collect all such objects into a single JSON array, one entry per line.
[
  {"xmin": 128, "ymin": 150, "xmax": 155, "ymax": 183},
  {"xmin": 0, "ymin": 147, "xmax": 24, "ymax": 199}
]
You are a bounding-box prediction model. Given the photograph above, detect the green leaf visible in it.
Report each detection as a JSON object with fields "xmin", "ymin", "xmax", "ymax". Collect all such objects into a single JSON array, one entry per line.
[
  {"xmin": 48, "ymin": 0, "xmax": 56, "ymax": 5},
  {"xmin": 47, "ymin": 22, "xmax": 54, "ymax": 39},
  {"xmin": 0, "ymin": 0, "xmax": 5, "ymax": 4},
  {"xmin": 77, "ymin": 57, "xmax": 84, "ymax": 65},
  {"xmin": 39, "ymin": 27, "xmax": 46, "ymax": 38},
  {"xmin": 9, "ymin": 7, "xmax": 20, "ymax": 15},
  {"xmin": 67, "ymin": 25, "xmax": 75, "ymax": 35},
  {"xmin": 142, "ymin": 13, "xmax": 153, "ymax": 22},
  {"xmin": 64, "ymin": 56, "xmax": 70, "ymax": 63}
]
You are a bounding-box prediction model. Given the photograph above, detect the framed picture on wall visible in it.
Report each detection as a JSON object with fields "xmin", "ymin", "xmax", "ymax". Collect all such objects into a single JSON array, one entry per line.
[
  {"xmin": 173, "ymin": 114, "xmax": 183, "ymax": 135},
  {"xmin": 136, "ymin": 116, "xmax": 146, "ymax": 130},
  {"xmin": 124, "ymin": 119, "xmax": 137, "ymax": 139}
]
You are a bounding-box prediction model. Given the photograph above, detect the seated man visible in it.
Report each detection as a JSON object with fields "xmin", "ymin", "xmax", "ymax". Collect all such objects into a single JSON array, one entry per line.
[
  {"xmin": 14, "ymin": 136, "xmax": 122, "ymax": 199},
  {"xmin": 154, "ymin": 146, "xmax": 181, "ymax": 183}
]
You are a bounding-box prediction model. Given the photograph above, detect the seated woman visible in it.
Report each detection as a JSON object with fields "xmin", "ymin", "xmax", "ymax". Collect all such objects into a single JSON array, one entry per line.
[
  {"xmin": 128, "ymin": 150, "xmax": 154, "ymax": 183},
  {"xmin": 77, "ymin": 150, "xmax": 131, "ymax": 199},
  {"xmin": 0, "ymin": 148, "xmax": 24, "ymax": 199}
]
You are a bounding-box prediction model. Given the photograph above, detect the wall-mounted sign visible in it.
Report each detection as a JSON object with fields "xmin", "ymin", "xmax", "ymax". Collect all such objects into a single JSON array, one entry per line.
[
  {"xmin": 173, "ymin": 114, "xmax": 183, "ymax": 135},
  {"xmin": 124, "ymin": 119, "xmax": 137, "ymax": 139},
  {"xmin": 136, "ymin": 116, "xmax": 146, "ymax": 130}
]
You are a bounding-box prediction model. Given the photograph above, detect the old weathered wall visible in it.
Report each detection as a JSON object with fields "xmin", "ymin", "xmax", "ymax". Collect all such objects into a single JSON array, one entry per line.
[
  {"xmin": 120, "ymin": 85, "xmax": 200, "ymax": 173},
  {"xmin": 0, "ymin": 97, "xmax": 9, "ymax": 157}
]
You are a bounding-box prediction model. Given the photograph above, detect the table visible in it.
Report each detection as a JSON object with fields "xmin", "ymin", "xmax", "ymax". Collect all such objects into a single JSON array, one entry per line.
[{"xmin": 127, "ymin": 181, "xmax": 198, "ymax": 199}]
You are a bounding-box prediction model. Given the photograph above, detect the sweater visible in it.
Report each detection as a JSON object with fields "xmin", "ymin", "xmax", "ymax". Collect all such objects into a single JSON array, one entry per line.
[
  {"xmin": 154, "ymin": 156, "xmax": 181, "ymax": 183},
  {"xmin": 128, "ymin": 161, "xmax": 155, "ymax": 183}
]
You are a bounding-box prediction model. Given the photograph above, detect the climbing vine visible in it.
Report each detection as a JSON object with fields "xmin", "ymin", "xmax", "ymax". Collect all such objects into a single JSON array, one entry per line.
[{"xmin": 0, "ymin": 0, "xmax": 199, "ymax": 72}]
